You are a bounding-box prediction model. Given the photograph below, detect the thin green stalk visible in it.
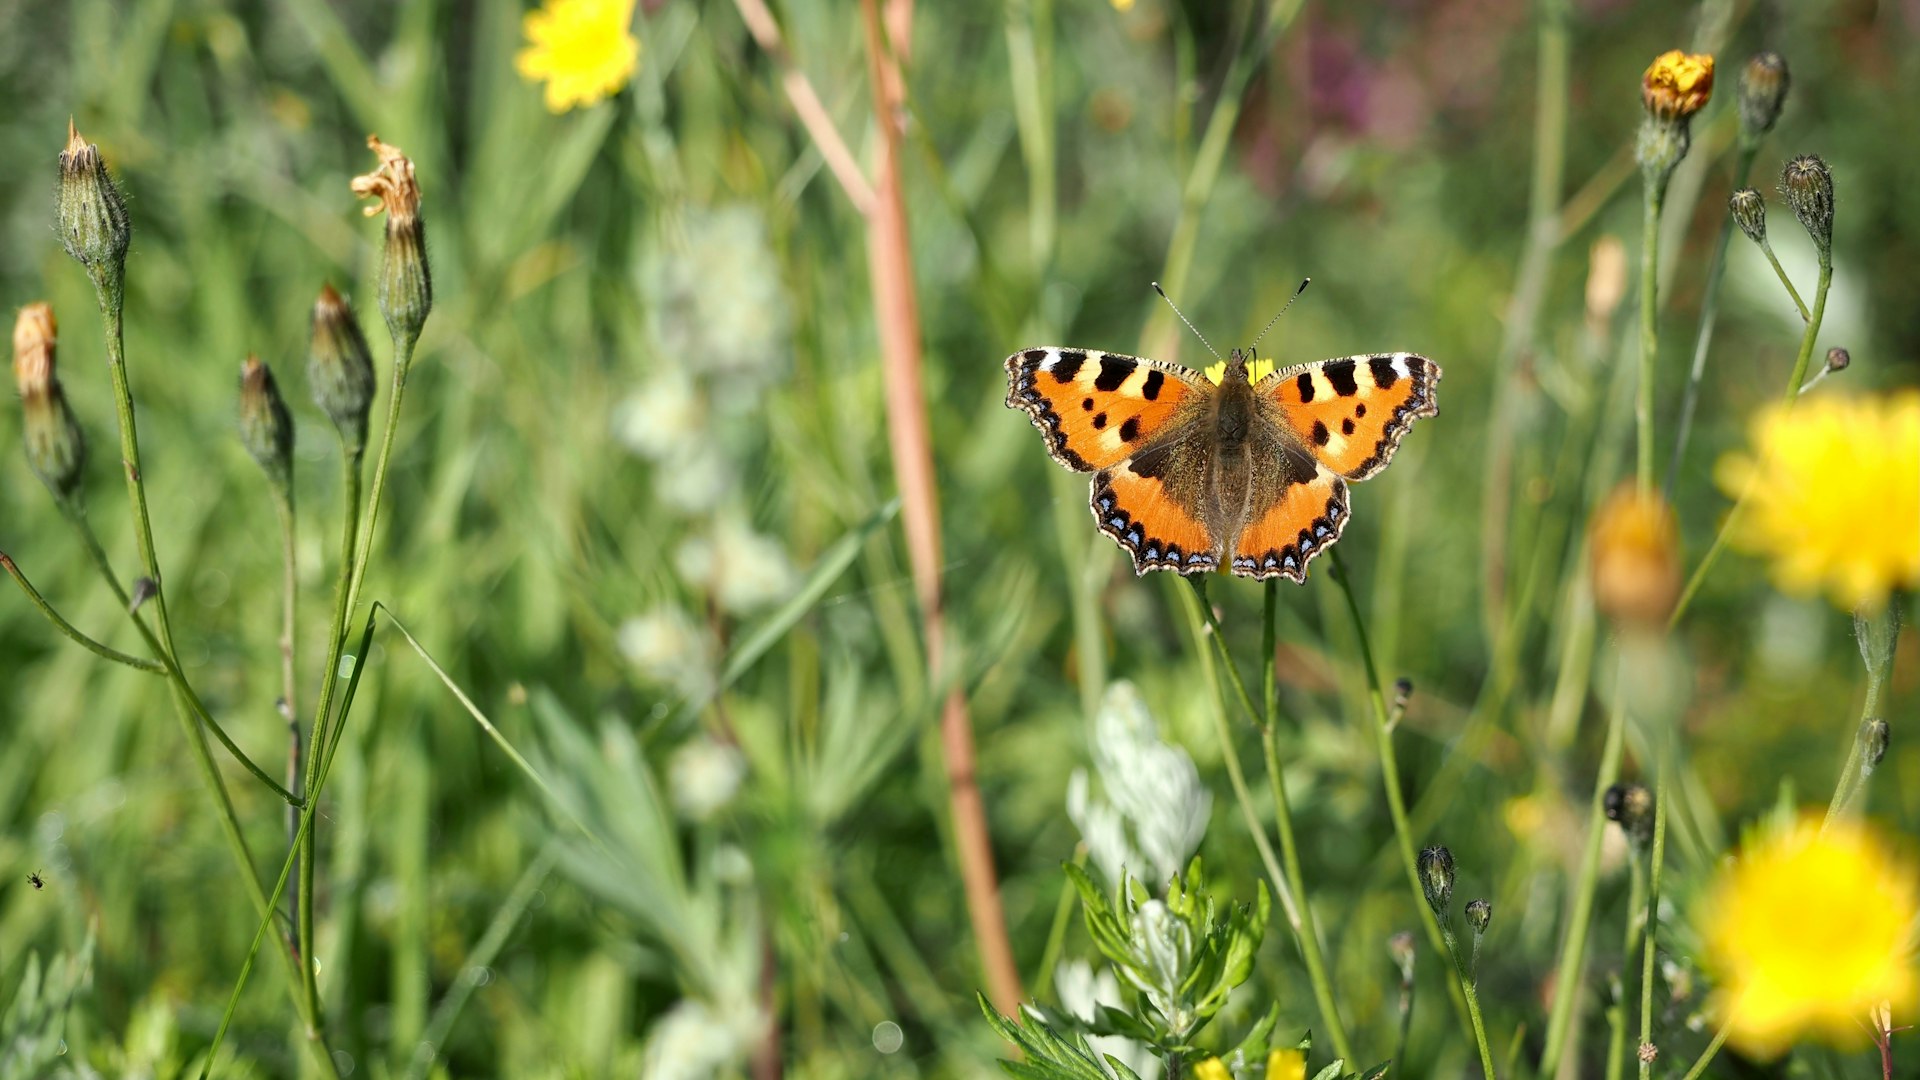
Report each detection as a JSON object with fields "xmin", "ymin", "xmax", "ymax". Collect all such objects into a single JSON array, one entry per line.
[
  {"xmin": 344, "ymin": 336, "xmax": 415, "ymax": 624},
  {"xmin": 1677, "ymin": 1019, "xmax": 1733, "ymax": 1080},
  {"xmin": 1754, "ymin": 238, "xmax": 1810, "ymax": 322},
  {"xmin": 1606, "ymin": 853, "xmax": 1648, "ymax": 1080},
  {"xmin": 1028, "ymin": 847, "xmax": 1087, "ymax": 1000},
  {"xmin": 1668, "ymin": 261, "xmax": 1833, "ymax": 626},
  {"xmin": 275, "ymin": 491, "xmax": 305, "ymax": 939},
  {"xmin": 1177, "ymin": 581, "xmax": 1299, "ymax": 929},
  {"xmin": 0, "ymin": 552, "xmax": 164, "ymax": 673},
  {"xmin": 1665, "ymin": 145, "xmax": 1757, "ymax": 495},
  {"xmin": 97, "ymin": 303, "xmax": 177, "ymax": 653},
  {"xmin": 1538, "ymin": 663, "xmax": 1628, "ymax": 1078},
  {"xmin": 1453, "ymin": 941, "xmax": 1499, "ymax": 1080},
  {"xmin": 1325, "ymin": 548, "xmax": 1473, "ymax": 1040},
  {"xmin": 1636, "ymin": 753, "xmax": 1671, "ymax": 1079},
  {"xmin": 301, "ymin": 449, "xmax": 365, "ymax": 1038},
  {"xmin": 1635, "ymin": 177, "xmax": 1666, "ymax": 493},
  {"xmin": 1258, "ymin": 580, "xmax": 1354, "ymax": 1065}
]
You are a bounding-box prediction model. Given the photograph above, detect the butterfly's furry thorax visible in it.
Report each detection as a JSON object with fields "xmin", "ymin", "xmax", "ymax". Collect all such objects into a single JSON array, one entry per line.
[{"xmin": 1004, "ymin": 344, "xmax": 1440, "ymax": 582}]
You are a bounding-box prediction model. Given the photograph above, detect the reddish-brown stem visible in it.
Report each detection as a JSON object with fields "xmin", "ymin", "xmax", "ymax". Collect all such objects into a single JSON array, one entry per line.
[
  {"xmin": 731, "ymin": 0, "xmax": 876, "ymax": 215},
  {"xmin": 858, "ymin": 0, "xmax": 1022, "ymax": 1015}
]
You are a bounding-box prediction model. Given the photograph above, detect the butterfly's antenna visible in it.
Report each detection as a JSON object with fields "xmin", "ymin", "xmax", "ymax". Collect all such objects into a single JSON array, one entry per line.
[
  {"xmin": 1152, "ymin": 281, "xmax": 1222, "ymax": 360},
  {"xmin": 1250, "ymin": 278, "xmax": 1311, "ymax": 351}
]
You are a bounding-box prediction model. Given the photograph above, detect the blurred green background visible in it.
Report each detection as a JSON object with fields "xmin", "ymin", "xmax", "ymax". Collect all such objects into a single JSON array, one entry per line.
[{"xmin": 1, "ymin": 0, "xmax": 1915, "ymax": 1076}]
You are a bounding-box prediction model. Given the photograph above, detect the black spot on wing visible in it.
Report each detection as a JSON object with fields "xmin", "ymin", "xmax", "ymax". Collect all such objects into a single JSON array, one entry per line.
[
  {"xmin": 1118, "ymin": 417, "xmax": 1140, "ymax": 442},
  {"xmin": 1369, "ymin": 356, "xmax": 1399, "ymax": 389},
  {"xmin": 1082, "ymin": 397, "xmax": 1094, "ymax": 411},
  {"xmin": 1325, "ymin": 360, "xmax": 1359, "ymax": 397},
  {"xmin": 1295, "ymin": 372, "xmax": 1315, "ymax": 402},
  {"xmin": 1355, "ymin": 403, "xmax": 1367, "ymax": 418},
  {"xmin": 1311, "ymin": 421, "xmax": 1330, "ymax": 447},
  {"xmin": 1051, "ymin": 350, "xmax": 1086, "ymax": 383},
  {"xmin": 1342, "ymin": 418, "xmax": 1355, "ymax": 435},
  {"xmin": 1092, "ymin": 412, "xmax": 1107, "ymax": 430},
  {"xmin": 1141, "ymin": 369, "xmax": 1165, "ymax": 401},
  {"xmin": 1094, "ymin": 355, "xmax": 1137, "ymax": 392}
]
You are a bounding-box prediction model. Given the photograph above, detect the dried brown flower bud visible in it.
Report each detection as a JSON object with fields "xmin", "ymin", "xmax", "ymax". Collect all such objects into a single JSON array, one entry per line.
[
  {"xmin": 308, "ymin": 284, "xmax": 376, "ymax": 453},
  {"xmin": 13, "ymin": 303, "xmax": 86, "ymax": 499},
  {"xmin": 239, "ymin": 356, "xmax": 294, "ymax": 496},
  {"xmin": 1780, "ymin": 155, "xmax": 1834, "ymax": 257},
  {"xmin": 1737, "ymin": 52, "xmax": 1790, "ymax": 141},
  {"xmin": 58, "ymin": 122, "xmax": 132, "ymax": 298},
  {"xmin": 352, "ymin": 135, "xmax": 432, "ymax": 351},
  {"xmin": 1641, "ymin": 51, "xmax": 1715, "ymax": 121},
  {"xmin": 1590, "ymin": 484, "xmax": 1681, "ymax": 629},
  {"xmin": 1826, "ymin": 347, "xmax": 1850, "ymax": 373}
]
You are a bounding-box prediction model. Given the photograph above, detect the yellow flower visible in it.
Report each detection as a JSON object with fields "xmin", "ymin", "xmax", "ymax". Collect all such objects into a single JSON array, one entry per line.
[
  {"xmin": 515, "ymin": 0, "xmax": 640, "ymax": 113},
  {"xmin": 1267, "ymin": 1047, "xmax": 1306, "ymax": 1080},
  {"xmin": 1700, "ymin": 816, "xmax": 1918, "ymax": 1059},
  {"xmin": 1191, "ymin": 1058, "xmax": 1233, "ymax": 1080},
  {"xmin": 1588, "ymin": 483, "xmax": 1681, "ymax": 628},
  {"xmin": 1641, "ymin": 50, "xmax": 1715, "ymax": 119},
  {"xmin": 1715, "ymin": 391, "xmax": 1920, "ymax": 611}
]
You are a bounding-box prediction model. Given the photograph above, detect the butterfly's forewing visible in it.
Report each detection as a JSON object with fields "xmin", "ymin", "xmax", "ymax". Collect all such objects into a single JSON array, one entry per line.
[
  {"xmin": 1258, "ymin": 353, "xmax": 1441, "ymax": 480},
  {"xmin": 1004, "ymin": 348, "xmax": 1206, "ymax": 472}
]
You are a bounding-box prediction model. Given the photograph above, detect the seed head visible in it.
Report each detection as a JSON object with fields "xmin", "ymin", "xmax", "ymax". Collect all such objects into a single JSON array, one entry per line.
[
  {"xmin": 1779, "ymin": 155, "xmax": 1834, "ymax": 257},
  {"xmin": 308, "ymin": 284, "xmax": 376, "ymax": 453},
  {"xmin": 1737, "ymin": 52, "xmax": 1790, "ymax": 142},
  {"xmin": 351, "ymin": 136, "xmax": 432, "ymax": 352},
  {"xmin": 238, "ymin": 356, "xmax": 294, "ymax": 497},
  {"xmin": 1418, "ymin": 845, "xmax": 1455, "ymax": 919},
  {"xmin": 13, "ymin": 303, "xmax": 86, "ymax": 499},
  {"xmin": 1863, "ymin": 718, "xmax": 1889, "ymax": 774},
  {"xmin": 1729, "ymin": 188, "xmax": 1768, "ymax": 246},
  {"xmin": 1604, "ymin": 782, "xmax": 1656, "ymax": 849},
  {"xmin": 57, "ymin": 122, "xmax": 132, "ymax": 297}
]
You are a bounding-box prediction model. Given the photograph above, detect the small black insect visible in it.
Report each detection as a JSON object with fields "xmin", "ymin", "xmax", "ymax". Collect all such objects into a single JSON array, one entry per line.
[{"xmin": 27, "ymin": 871, "xmax": 44, "ymax": 890}]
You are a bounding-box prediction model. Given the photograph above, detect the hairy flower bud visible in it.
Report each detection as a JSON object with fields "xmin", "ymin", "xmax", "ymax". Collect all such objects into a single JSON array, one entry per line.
[
  {"xmin": 1604, "ymin": 782, "xmax": 1656, "ymax": 849},
  {"xmin": 1779, "ymin": 155, "xmax": 1834, "ymax": 257},
  {"xmin": 1641, "ymin": 51, "xmax": 1715, "ymax": 120},
  {"xmin": 1862, "ymin": 717, "xmax": 1889, "ymax": 775},
  {"xmin": 1825, "ymin": 347, "xmax": 1850, "ymax": 373},
  {"xmin": 57, "ymin": 122, "xmax": 131, "ymax": 296},
  {"xmin": 1465, "ymin": 898, "xmax": 1492, "ymax": 936},
  {"xmin": 13, "ymin": 304, "xmax": 86, "ymax": 499},
  {"xmin": 1729, "ymin": 188, "xmax": 1768, "ymax": 246},
  {"xmin": 1418, "ymin": 845, "xmax": 1455, "ymax": 919},
  {"xmin": 351, "ymin": 136, "xmax": 432, "ymax": 353},
  {"xmin": 239, "ymin": 356, "xmax": 294, "ymax": 496},
  {"xmin": 308, "ymin": 284, "xmax": 376, "ymax": 453},
  {"xmin": 1736, "ymin": 52, "xmax": 1790, "ymax": 143}
]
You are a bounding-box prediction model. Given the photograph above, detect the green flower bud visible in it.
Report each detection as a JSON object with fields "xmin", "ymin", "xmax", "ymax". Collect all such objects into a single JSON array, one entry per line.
[
  {"xmin": 1466, "ymin": 898, "xmax": 1492, "ymax": 936},
  {"xmin": 1779, "ymin": 154, "xmax": 1834, "ymax": 257},
  {"xmin": 1418, "ymin": 845, "xmax": 1455, "ymax": 919},
  {"xmin": 1863, "ymin": 717, "xmax": 1889, "ymax": 775},
  {"xmin": 352, "ymin": 136, "xmax": 432, "ymax": 354},
  {"xmin": 57, "ymin": 122, "xmax": 131, "ymax": 297},
  {"xmin": 13, "ymin": 303, "xmax": 86, "ymax": 499},
  {"xmin": 1604, "ymin": 782, "xmax": 1656, "ymax": 849},
  {"xmin": 239, "ymin": 356, "xmax": 294, "ymax": 497},
  {"xmin": 1729, "ymin": 188, "xmax": 1767, "ymax": 246},
  {"xmin": 1737, "ymin": 52, "xmax": 1790, "ymax": 143},
  {"xmin": 308, "ymin": 284, "xmax": 376, "ymax": 453}
]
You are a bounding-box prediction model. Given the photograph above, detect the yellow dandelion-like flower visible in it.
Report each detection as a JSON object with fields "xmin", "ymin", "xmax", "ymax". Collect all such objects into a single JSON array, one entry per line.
[
  {"xmin": 1700, "ymin": 816, "xmax": 1918, "ymax": 1059},
  {"xmin": 515, "ymin": 0, "xmax": 640, "ymax": 113},
  {"xmin": 1641, "ymin": 50, "xmax": 1715, "ymax": 120},
  {"xmin": 1191, "ymin": 1058, "xmax": 1232, "ymax": 1080},
  {"xmin": 1714, "ymin": 391, "xmax": 1920, "ymax": 611},
  {"xmin": 1267, "ymin": 1047, "xmax": 1307, "ymax": 1080}
]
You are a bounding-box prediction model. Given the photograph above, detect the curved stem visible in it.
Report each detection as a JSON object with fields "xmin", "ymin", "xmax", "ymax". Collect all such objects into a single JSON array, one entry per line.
[
  {"xmin": 1676, "ymin": 1019, "xmax": 1732, "ymax": 1080},
  {"xmin": 0, "ymin": 552, "xmax": 164, "ymax": 673}
]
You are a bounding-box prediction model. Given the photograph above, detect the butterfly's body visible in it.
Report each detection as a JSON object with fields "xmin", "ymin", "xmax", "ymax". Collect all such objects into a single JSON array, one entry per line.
[{"xmin": 1006, "ymin": 344, "xmax": 1439, "ymax": 581}]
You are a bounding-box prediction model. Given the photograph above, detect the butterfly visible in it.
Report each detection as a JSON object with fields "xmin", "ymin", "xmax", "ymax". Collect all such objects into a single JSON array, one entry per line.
[{"xmin": 1004, "ymin": 342, "xmax": 1440, "ymax": 581}]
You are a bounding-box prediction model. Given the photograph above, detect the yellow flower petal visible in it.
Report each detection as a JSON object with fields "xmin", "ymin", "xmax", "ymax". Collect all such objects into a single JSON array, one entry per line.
[
  {"xmin": 516, "ymin": 0, "xmax": 641, "ymax": 113},
  {"xmin": 1267, "ymin": 1047, "xmax": 1307, "ymax": 1080},
  {"xmin": 1191, "ymin": 1058, "xmax": 1234, "ymax": 1080}
]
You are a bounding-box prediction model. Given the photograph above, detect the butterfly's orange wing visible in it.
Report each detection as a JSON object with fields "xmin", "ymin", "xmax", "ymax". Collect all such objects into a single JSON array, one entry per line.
[
  {"xmin": 1258, "ymin": 353, "xmax": 1441, "ymax": 480},
  {"xmin": 1228, "ymin": 464, "xmax": 1350, "ymax": 582},
  {"xmin": 1092, "ymin": 437, "xmax": 1221, "ymax": 575},
  {"xmin": 1005, "ymin": 348, "xmax": 1204, "ymax": 472}
]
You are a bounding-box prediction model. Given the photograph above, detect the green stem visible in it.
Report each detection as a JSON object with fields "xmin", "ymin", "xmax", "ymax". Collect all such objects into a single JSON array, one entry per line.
[
  {"xmin": 1636, "ymin": 753, "xmax": 1671, "ymax": 1078},
  {"xmin": 1028, "ymin": 847, "xmax": 1087, "ymax": 999},
  {"xmin": 301, "ymin": 448, "xmax": 364, "ymax": 1034},
  {"xmin": 0, "ymin": 552, "xmax": 164, "ymax": 673},
  {"xmin": 1755, "ymin": 238, "xmax": 1810, "ymax": 322},
  {"xmin": 1676, "ymin": 1019, "xmax": 1733, "ymax": 1080},
  {"xmin": 344, "ymin": 335, "xmax": 415, "ymax": 625},
  {"xmin": 1668, "ymin": 259, "xmax": 1832, "ymax": 626},
  {"xmin": 1538, "ymin": 662, "xmax": 1629, "ymax": 1078},
  {"xmin": 1665, "ymin": 145, "xmax": 1757, "ymax": 496},
  {"xmin": 1606, "ymin": 850, "xmax": 1648, "ymax": 1080},
  {"xmin": 97, "ymin": 301, "xmax": 177, "ymax": 653},
  {"xmin": 1452, "ymin": 934, "xmax": 1499, "ymax": 1080},
  {"xmin": 1635, "ymin": 174, "xmax": 1667, "ymax": 494},
  {"xmin": 275, "ymin": 490, "xmax": 305, "ymax": 943},
  {"xmin": 1258, "ymin": 581, "xmax": 1354, "ymax": 1065},
  {"xmin": 1325, "ymin": 547, "xmax": 1474, "ymax": 1037}
]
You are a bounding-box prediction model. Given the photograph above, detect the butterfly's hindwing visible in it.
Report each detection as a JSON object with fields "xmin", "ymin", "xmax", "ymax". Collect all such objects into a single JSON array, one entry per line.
[
  {"xmin": 1091, "ymin": 458, "xmax": 1219, "ymax": 576},
  {"xmin": 1005, "ymin": 347, "xmax": 1202, "ymax": 473},
  {"xmin": 1259, "ymin": 353, "xmax": 1441, "ymax": 480},
  {"xmin": 1228, "ymin": 465, "xmax": 1350, "ymax": 583}
]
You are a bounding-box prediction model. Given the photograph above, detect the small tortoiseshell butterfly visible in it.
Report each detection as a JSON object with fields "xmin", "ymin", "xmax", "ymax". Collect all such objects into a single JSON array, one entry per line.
[{"xmin": 1005, "ymin": 326, "xmax": 1439, "ymax": 581}]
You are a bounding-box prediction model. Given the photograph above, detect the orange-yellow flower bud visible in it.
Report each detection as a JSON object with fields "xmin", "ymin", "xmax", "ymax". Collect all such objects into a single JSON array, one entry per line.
[
  {"xmin": 1642, "ymin": 50, "xmax": 1715, "ymax": 120},
  {"xmin": 1589, "ymin": 484, "xmax": 1680, "ymax": 629}
]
